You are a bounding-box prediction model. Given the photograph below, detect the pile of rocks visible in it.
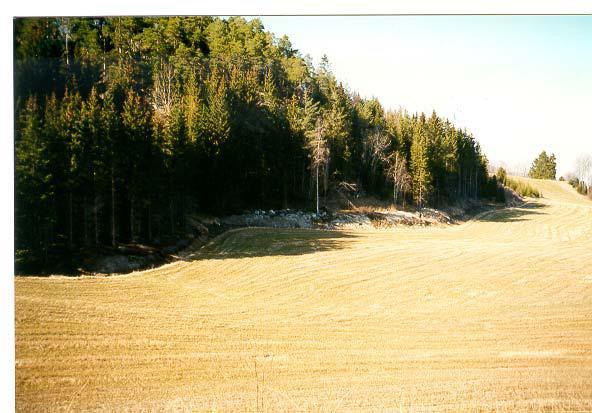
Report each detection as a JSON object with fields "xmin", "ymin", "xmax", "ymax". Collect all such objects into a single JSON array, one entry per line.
[
  {"xmin": 221, "ymin": 209, "xmax": 319, "ymax": 229},
  {"xmin": 217, "ymin": 207, "xmax": 453, "ymax": 231}
]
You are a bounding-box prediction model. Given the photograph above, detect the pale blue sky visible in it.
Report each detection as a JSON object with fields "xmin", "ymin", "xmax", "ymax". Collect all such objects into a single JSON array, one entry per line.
[{"xmin": 260, "ymin": 16, "xmax": 592, "ymax": 176}]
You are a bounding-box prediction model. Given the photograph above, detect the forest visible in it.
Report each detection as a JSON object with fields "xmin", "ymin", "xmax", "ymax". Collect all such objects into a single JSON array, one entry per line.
[{"xmin": 14, "ymin": 16, "xmax": 499, "ymax": 262}]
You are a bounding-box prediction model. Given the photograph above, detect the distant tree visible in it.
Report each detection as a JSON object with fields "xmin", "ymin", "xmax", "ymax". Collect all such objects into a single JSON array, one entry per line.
[
  {"xmin": 575, "ymin": 154, "xmax": 592, "ymax": 190},
  {"xmin": 528, "ymin": 151, "xmax": 556, "ymax": 179}
]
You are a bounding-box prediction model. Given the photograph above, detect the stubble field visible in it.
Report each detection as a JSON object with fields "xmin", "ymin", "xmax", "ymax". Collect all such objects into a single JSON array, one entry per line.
[{"xmin": 15, "ymin": 178, "xmax": 592, "ymax": 411}]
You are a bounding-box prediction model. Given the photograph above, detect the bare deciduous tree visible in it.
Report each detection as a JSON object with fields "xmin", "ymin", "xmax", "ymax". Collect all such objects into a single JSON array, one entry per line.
[
  {"xmin": 367, "ymin": 129, "xmax": 390, "ymax": 171},
  {"xmin": 575, "ymin": 154, "xmax": 592, "ymax": 189},
  {"xmin": 367, "ymin": 130, "xmax": 411, "ymax": 206},
  {"xmin": 151, "ymin": 63, "xmax": 176, "ymax": 122},
  {"xmin": 385, "ymin": 151, "xmax": 412, "ymax": 205}
]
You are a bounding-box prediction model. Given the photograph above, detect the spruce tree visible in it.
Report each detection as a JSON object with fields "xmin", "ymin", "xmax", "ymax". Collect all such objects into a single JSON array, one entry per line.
[
  {"xmin": 529, "ymin": 151, "xmax": 557, "ymax": 179},
  {"xmin": 410, "ymin": 122, "xmax": 432, "ymax": 208},
  {"xmin": 15, "ymin": 96, "xmax": 51, "ymax": 252}
]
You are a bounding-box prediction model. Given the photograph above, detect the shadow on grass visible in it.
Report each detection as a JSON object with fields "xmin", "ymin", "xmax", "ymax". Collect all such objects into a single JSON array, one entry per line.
[
  {"xmin": 474, "ymin": 202, "xmax": 548, "ymax": 223},
  {"xmin": 188, "ymin": 227, "xmax": 360, "ymax": 261}
]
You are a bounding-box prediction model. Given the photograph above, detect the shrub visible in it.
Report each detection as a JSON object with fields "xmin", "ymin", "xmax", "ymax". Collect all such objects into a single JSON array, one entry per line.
[
  {"xmin": 496, "ymin": 167, "xmax": 507, "ymax": 184},
  {"xmin": 568, "ymin": 177, "xmax": 580, "ymax": 188},
  {"xmin": 567, "ymin": 176, "xmax": 589, "ymax": 195},
  {"xmin": 504, "ymin": 177, "xmax": 541, "ymax": 198}
]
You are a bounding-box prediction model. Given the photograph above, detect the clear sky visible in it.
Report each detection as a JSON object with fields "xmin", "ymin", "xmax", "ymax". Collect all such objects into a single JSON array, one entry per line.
[{"xmin": 260, "ymin": 16, "xmax": 592, "ymax": 176}]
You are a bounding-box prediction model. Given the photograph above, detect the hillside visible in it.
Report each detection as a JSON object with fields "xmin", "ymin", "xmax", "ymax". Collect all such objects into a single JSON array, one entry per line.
[
  {"xmin": 14, "ymin": 17, "xmax": 498, "ymax": 265},
  {"xmin": 15, "ymin": 178, "xmax": 592, "ymax": 411}
]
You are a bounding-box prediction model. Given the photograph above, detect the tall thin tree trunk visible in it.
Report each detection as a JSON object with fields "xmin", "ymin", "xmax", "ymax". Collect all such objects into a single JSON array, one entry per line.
[
  {"xmin": 316, "ymin": 164, "xmax": 319, "ymax": 215},
  {"xmin": 419, "ymin": 184, "xmax": 423, "ymax": 210},
  {"xmin": 302, "ymin": 164, "xmax": 306, "ymax": 195},
  {"xmin": 94, "ymin": 193, "xmax": 99, "ymax": 245},
  {"xmin": 323, "ymin": 162, "xmax": 329, "ymax": 198},
  {"xmin": 83, "ymin": 194, "xmax": 88, "ymax": 246},
  {"xmin": 283, "ymin": 170, "xmax": 288, "ymax": 209},
  {"xmin": 181, "ymin": 194, "xmax": 186, "ymax": 235},
  {"xmin": 170, "ymin": 199, "xmax": 175, "ymax": 236},
  {"xmin": 111, "ymin": 163, "xmax": 116, "ymax": 246},
  {"xmin": 68, "ymin": 192, "xmax": 73, "ymax": 249},
  {"xmin": 147, "ymin": 200, "xmax": 152, "ymax": 241},
  {"xmin": 130, "ymin": 193, "xmax": 135, "ymax": 242},
  {"xmin": 102, "ymin": 26, "xmax": 107, "ymax": 80},
  {"xmin": 50, "ymin": 196, "xmax": 55, "ymax": 245},
  {"xmin": 64, "ymin": 20, "xmax": 69, "ymax": 68}
]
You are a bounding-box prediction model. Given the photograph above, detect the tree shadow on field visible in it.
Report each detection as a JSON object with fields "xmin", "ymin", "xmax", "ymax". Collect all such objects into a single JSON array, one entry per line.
[
  {"xmin": 187, "ymin": 227, "xmax": 360, "ymax": 261},
  {"xmin": 474, "ymin": 202, "xmax": 548, "ymax": 223}
]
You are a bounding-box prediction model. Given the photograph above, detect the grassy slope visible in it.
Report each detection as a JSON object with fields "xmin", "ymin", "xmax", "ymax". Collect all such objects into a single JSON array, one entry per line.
[{"xmin": 15, "ymin": 178, "xmax": 592, "ymax": 411}]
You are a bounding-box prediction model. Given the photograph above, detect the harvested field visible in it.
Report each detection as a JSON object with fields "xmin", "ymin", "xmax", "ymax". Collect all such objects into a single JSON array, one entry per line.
[{"xmin": 15, "ymin": 178, "xmax": 592, "ymax": 411}]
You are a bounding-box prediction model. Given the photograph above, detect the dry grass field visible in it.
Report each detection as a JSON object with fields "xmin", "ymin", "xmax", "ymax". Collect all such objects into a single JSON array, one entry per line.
[{"xmin": 15, "ymin": 178, "xmax": 592, "ymax": 411}]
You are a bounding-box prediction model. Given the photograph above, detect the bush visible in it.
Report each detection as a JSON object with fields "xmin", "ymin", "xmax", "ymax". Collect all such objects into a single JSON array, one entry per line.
[
  {"xmin": 496, "ymin": 167, "xmax": 507, "ymax": 184},
  {"xmin": 482, "ymin": 175, "xmax": 506, "ymax": 203},
  {"xmin": 568, "ymin": 177, "xmax": 580, "ymax": 188},
  {"xmin": 504, "ymin": 177, "xmax": 541, "ymax": 198},
  {"xmin": 567, "ymin": 177, "xmax": 589, "ymax": 195}
]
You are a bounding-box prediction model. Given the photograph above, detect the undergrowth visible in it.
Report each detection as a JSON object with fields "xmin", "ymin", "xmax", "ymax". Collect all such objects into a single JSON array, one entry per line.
[{"xmin": 504, "ymin": 177, "xmax": 541, "ymax": 198}]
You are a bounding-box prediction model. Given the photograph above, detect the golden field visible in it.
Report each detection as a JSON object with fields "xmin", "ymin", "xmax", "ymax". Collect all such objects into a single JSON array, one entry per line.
[{"xmin": 15, "ymin": 178, "xmax": 592, "ymax": 411}]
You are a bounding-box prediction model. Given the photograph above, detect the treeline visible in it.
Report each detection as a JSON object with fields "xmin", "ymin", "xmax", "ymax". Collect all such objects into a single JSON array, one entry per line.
[{"xmin": 14, "ymin": 16, "xmax": 497, "ymax": 255}]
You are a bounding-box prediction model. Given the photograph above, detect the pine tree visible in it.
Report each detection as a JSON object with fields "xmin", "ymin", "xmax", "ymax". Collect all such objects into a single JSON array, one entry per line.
[
  {"xmin": 529, "ymin": 151, "xmax": 556, "ymax": 179},
  {"xmin": 60, "ymin": 89, "xmax": 84, "ymax": 248},
  {"xmin": 15, "ymin": 96, "xmax": 51, "ymax": 252},
  {"xmin": 410, "ymin": 122, "xmax": 432, "ymax": 208},
  {"xmin": 121, "ymin": 88, "xmax": 151, "ymax": 241},
  {"xmin": 82, "ymin": 87, "xmax": 104, "ymax": 244},
  {"xmin": 101, "ymin": 90, "xmax": 119, "ymax": 246},
  {"xmin": 202, "ymin": 67, "xmax": 230, "ymax": 154}
]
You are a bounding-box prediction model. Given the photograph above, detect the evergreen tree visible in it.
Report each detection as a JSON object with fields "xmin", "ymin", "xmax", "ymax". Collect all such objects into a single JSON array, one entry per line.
[
  {"xmin": 15, "ymin": 96, "xmax": 52, "ymax": 252},
  {"xmin": 529, "ymin": 151, "xmax": 557, "ymax": 179},
  {"xmin": 60, "ymin": 89, "xmax": 84, "ymax": 248},
  {"xmin": 121, "ymin": 89, "xmax": 151, "ymax": 241},
  {"xmin": 410, "ymin": 122, "xmax": 432, "ymax": 208}
]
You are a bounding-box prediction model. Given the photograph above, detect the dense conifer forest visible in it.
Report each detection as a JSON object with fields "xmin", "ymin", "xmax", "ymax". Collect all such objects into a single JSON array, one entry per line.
[{"xmin": 14, "ymin": 16, "xmax": 499, "ymax": 259}]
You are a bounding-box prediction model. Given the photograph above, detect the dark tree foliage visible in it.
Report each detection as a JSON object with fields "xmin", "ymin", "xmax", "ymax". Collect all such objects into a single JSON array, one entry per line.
[{"xmin": 14, "ymin": 16, "xmax": 496, "ymax": 265}]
